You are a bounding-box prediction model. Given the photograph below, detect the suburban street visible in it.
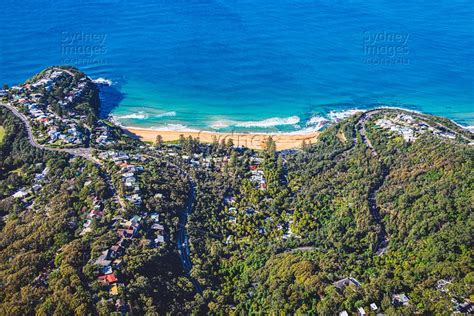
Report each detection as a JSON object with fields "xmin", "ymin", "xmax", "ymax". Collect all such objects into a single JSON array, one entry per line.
[
  {"xmin": 2, "ymin": 101, "xmax": 203, "ymax": 293},
  {"xmin": 0, "ymin": 102, "xmax": 99, "ymax": 164}
]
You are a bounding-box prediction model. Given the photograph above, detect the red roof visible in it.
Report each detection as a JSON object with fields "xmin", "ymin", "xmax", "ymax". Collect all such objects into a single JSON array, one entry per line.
[
  {"xmin": 99, "ymin": 273, "xmax": 118, "ymax": 283},
  {"xmin": 89, "ymin": 209, "xmax": 104, "ymax": 217}
]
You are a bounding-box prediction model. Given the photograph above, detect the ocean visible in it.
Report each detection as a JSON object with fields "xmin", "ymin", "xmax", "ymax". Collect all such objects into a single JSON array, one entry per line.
[{"xmin": 1, "ymin": 0, "xmax": 473, "ymax": 132}]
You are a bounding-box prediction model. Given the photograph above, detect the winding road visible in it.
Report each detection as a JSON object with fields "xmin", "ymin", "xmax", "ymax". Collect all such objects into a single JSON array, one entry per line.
[
  {"xmin": 0, "ymin": 102, "xmax": 99, "ymax": 165},
  {"xmin": 356, "ymin": 110, "xmax": 389, "ymax": 254},
  {"xmin": 176, "ymin": 183, "xmax": 202, "ymax": 292},
  {"xmin": 3, "ymin": 101, "xmax": 202, "ymax": 290},
  {"xmin": 144, "ymin": 151, "xmax": 202, "ymax": 292}
]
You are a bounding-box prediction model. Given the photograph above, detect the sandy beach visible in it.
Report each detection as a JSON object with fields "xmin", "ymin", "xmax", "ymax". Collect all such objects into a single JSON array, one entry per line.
[{"xmin": 124, "ymin": 127, "xmax": 319, "ymax": 150}]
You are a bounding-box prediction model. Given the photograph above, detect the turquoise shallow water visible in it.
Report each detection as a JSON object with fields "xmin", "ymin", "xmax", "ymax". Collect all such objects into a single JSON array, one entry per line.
[{"xmin": 0, "ymin": 0, "xmax": 473, "ymax": 131}]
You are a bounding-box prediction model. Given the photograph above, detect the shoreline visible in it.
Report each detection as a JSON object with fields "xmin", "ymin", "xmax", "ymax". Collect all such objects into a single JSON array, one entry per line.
[{"xmin": 124, "ymin": 126, "xmax": 319, "ymax": 150}]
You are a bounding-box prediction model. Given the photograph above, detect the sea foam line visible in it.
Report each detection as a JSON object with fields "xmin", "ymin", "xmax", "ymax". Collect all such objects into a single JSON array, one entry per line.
[
  {"xmin": 210, "ymin": 116, "xmax": 301, "ymax": 129},
  {"xmin": 116, "ymin": 111, "xmax": 148, "ymax": 119},
  {"xmin": 115, "ymin": 111, "xmax": 177, "ymax": 120},
  {"xmin": 91, "ymin": 77, "xmax": 113, "ymax": 86},
  {"xmin": 125, "ymin": 124, "xmax": 200, "ymax": 132}
]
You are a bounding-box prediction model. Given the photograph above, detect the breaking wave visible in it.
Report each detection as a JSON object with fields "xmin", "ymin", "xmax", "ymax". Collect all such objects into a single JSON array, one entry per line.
[
  {"xmin": 116, "ymin": 111, "xmax": 148, "ymax": 119},
  {"xmin": 235, "ymin": 116, "xmax": 300, "ymax": 128},
  {"xmin": 155, "ymin": 111, "xmax": 177, "ymax": 118},
  {"xmin": 306, "ymin": 116, "xmax": 329, "ymax": 131},
  {"xmin": 327, "ymin": 109, "xmax": 364, "ymax": 122},
  {"xmin": 92, "ymin": 77, "xmax": 113, "ymax": 86}
]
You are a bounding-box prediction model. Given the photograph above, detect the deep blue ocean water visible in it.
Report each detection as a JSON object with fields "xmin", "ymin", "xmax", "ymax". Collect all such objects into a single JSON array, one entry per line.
[{"xmin": 1, "ymin": 0, "xmax": 473, "ymax": 132}]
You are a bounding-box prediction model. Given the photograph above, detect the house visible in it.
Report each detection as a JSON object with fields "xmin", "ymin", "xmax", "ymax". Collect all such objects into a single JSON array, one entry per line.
[
  {"xmin": 129, "ymin": 194, "xmax": 142, "ymax": 205},
  {"xmin": 154, "ymin": 235, "xmax": 165, "ymax": 244},
  {"xmin": 110, "ymin": 245, "xmax": 125, "ymax": 257},
  {"xmin": 124, "ymin": 176, "xmax": 136, "ymax": 187},
  {"xmin": 151, "ymin": 223, "xmax": 164, "ymax": 231},
  {"xmin": 95, "ymin": 250, "xmax": 112, "ymax": 266},
  {"xmin": 117, "ymin": 228, "xmax": 136, "ymax": 239},
  {"xmin": 370, "ymin": 303, "xmax": 378, "ymax": 311},
  {"xmin": 130, "ymin": 215, "xmax": 142, "ymax": 223},
  {"xmin": 112, "ymin": 259, "xmax": 123, "ymax": 269},
  {"xmin": 98, "ymin": 273, "xmax": 118, "ymax": 284},
  {"xmin": 122, "ymin": 172, "xmax": 135, "ymax": 178},
  {"xmin": 120, "ymin": 220, "xmax": 139, "ymax": 230},
  {"xmin": 101, "ymin": 266, "xmax": 113, "ymax": 275},
  {"xmin": 150, "ymin": 213, "xmax": 159, "ymax": 222},
  {"xmin": 455, "ymin": 301, "xmax": 474, "ymax": 313},
  {"xmin": 88, "ymin": 208, "xmax": 103, "ymax": 218},
  {"xmin": 115, "ymin": 299, "xmax": 127, "ymax": 313},
  {"xmin": 245, "ymin": 207, "xmax": 255, "ymax": 216},
  {"xmin": 357, "ymin": 307, "xmax": 366, "ymax": 315},
  {"xmin": 109, "ymin": 284, "xmax": 119, "ymax": 296},
  {"xmin": 83, "ymin": 219, "xmax": 92, "ymax": 228},
  {"xmin": 339, "ymin": 311, "xmax": 349, "ymax": 316},
  {"xmin": 224, "ymin": 196, "xmax": 236, "ymax": 205},
  {"xmin": 436, "ymin": 279, "xmax": 451, "ymax": 293},
  {"xmin": 334, "ymin": 277, "xmax": 361, "ymax": 290},
  {"xmin": 392, "ymin": 293, "xmax": 410, "ymax": 306},
  {"xmin": 13, "ymin": 189, "xmax": 29, "ymax": 199}
]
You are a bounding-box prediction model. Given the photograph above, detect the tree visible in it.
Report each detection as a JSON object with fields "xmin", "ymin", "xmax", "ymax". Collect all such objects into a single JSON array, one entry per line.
[
  {"xmin": 155, "ymin": 135, "xmax": 163, "ymax": 148},
  {"xmin": 179, "ymin": 134, "xmax": 186, "ymax": 147},
  {"xmin": 301, "ymin": 140, "xmax": 308, "ymax": 150},
  {"xmin": 264, "ymin": 136, "xmax": 276, "ymax": 155},
  {"xmin": 86, "ymin": 113, "xmax": 97, "ymax": 127},
  {"xmin": 226, "ymin": 138, "xmax": 234, "ymax": 150},
  {"xmin": 212, "ymin": 136, "xmax": 218, "ymax": 147}
]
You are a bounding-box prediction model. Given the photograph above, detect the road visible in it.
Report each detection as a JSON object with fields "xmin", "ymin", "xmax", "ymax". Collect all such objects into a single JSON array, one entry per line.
[
  {"xmin": 3, "ymin": 102, "xmax": 200, "ymax": 276},
  {"xmin": 168, "ymin": 162, "xmax": 202, "ymax": 292},
  {"xmin": 144, "ymin": 151, "xmax": 202, "ymax": 293},
  {"xmin": 176, "ymin": 183, "xmax": 202, "ymax": 292},
  {"xmin": 0, "ymin": 102, "xmax": 99, "ymax": 165},
  {"xmin": 355, "ymin": 110, "xmax": 389, "ymax": 254}
]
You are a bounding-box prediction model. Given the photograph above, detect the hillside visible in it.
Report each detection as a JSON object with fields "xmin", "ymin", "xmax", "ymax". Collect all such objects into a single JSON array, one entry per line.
[
  {"xmin": 0, "ymin": 68, "xmax": 473, "ymax": 315},
  {"xmin": 184, "ymin": 109, "xmax": 473, "ymax": 315}
]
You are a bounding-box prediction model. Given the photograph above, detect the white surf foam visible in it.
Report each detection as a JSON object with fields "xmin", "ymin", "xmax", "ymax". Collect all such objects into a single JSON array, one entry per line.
[
  {"xmin": 155, "ymin": 111, "xmax": 177, "ymax": 118},
  {"xmin": 327, "ymin": 109, "xmax": 364, "ymax": 122},
  {"xmin": 306, "ymin": 116, "xmax": 329, "ymax": 130},
  {"xmin": 92, "ymin": 77, "xmax": 113, "ymax": 86},
  {"xmin": 210, "ymin": 120, "xmax": 232, "ymax": 129},
  {"xmin": 116, "ymin": 111, "xmax": 148, "ymax": 119},
  {"xmin": 133, "ymin": 124, "xmax": 200, "ymax": 132},
  {"xmin": 235, "ymin": 116, "xmax": 300, "ymax": 128}
]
